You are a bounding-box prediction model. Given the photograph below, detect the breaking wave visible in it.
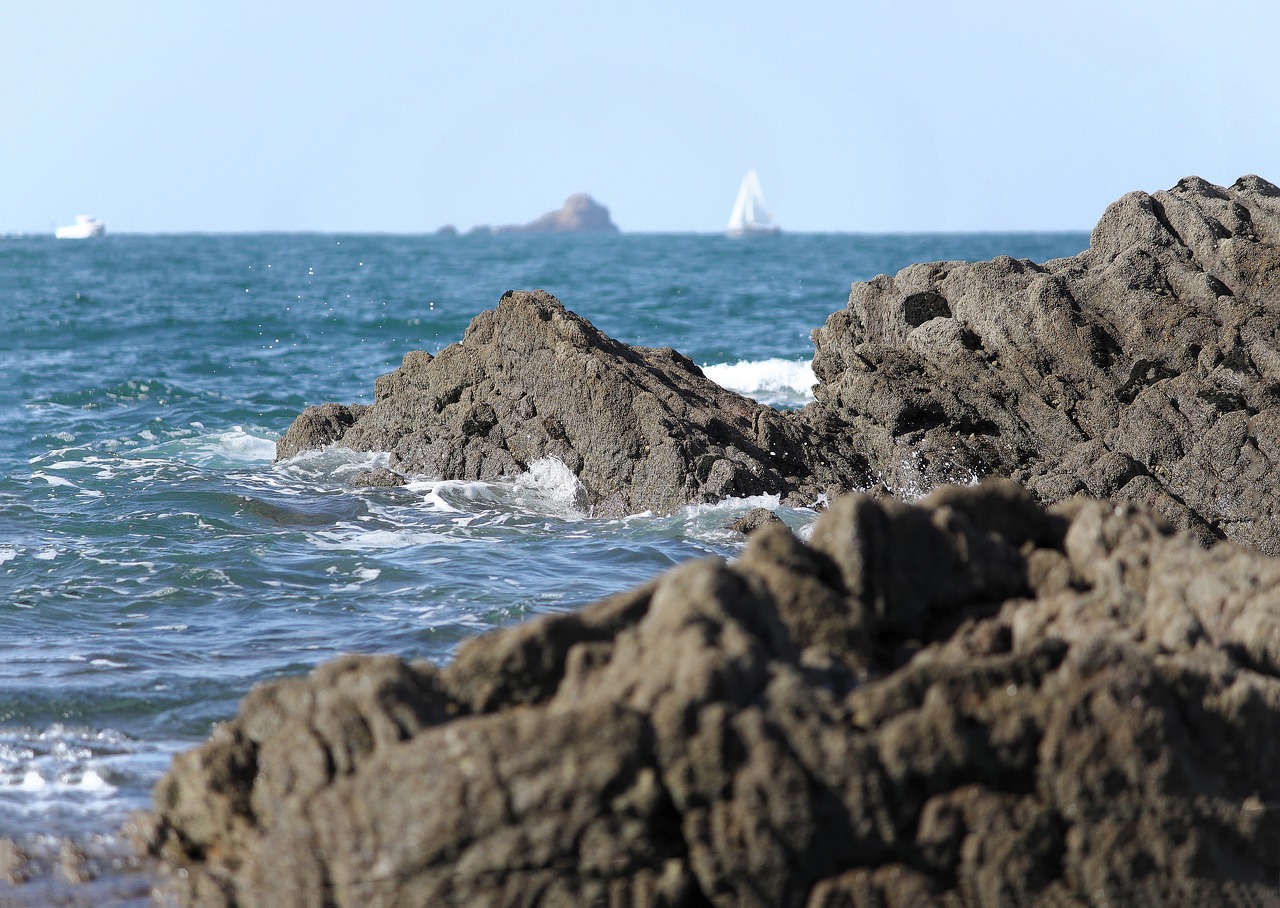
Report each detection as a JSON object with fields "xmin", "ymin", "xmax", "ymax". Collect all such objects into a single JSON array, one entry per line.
[{"xmin": 702, "ymin": 357, "xmax": 816, "ymax": 409}]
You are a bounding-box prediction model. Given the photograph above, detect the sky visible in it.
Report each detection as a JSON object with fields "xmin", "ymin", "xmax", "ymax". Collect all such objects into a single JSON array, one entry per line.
[{"xmin": 3, "ymin": 1, "xmax": 1279, "ymax": 234}]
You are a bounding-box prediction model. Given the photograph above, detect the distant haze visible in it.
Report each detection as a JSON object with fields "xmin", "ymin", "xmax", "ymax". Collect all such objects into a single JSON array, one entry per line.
[{"xmin": 3, "ymin": 1, "xmax": 1277, "ymax": 234}]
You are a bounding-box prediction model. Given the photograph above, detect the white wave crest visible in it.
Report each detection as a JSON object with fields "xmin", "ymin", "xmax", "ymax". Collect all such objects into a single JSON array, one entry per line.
[
  {"xmin": 272, "ymin": 446, "xmax": 388, "ymax": 485},
  {"xmin": 119, "ymin": 425, "xmax": 280, "ymax": 468},
  {"xmin": 513, "ymin": 458, "xmax": 588, "ymax": 517},
  {"xmin": 311, "ymin": 528, "xmax": 453, "ymax": 551},
  {"xmin": 205, "ymin": 427, "xmax": 279, "ymax": 463},
  {"xmin": 702, "ymin": 358, "xmax": 816, "ymax": 408}
]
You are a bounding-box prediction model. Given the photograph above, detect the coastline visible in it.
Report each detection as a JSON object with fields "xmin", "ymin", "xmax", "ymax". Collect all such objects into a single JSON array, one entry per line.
[
  {"xmin": 134, "ymin": 175, "xmax": 1280, "ymax": 904},
  {"xmin": 8, "ymin": 175, "xmax": 1280, "ymax": 902}
]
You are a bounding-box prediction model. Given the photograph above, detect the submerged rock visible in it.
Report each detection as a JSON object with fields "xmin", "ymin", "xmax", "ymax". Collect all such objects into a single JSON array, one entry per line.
[
  {"xmin": 494, "ymin": 193, "xmax": 620, "ymax": 233},
  {"xmin": 728, "ymin": 506, "xmax": 784, "ymax": 535},
  {"xmin": 144, "ymin": 481, "xmax": 1280, "ymax": 905}
]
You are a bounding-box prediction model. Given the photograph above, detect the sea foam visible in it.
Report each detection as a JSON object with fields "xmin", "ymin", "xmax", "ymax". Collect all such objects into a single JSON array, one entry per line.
[{"xmin": 702, "ymin": 358, "xmax": 816, "ymax": 408}]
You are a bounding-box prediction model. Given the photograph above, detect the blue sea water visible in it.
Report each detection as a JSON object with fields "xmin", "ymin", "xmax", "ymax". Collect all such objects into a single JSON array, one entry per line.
[{"xmin": 0, "ymin": 230, "xmax": 1088, "ymax": 856}]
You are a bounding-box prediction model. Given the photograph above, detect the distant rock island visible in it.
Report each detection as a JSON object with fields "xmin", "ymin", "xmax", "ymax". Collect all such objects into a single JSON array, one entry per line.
[{"xmin": 460, "ymin": 193, "xmax": 619, "ymax": 235}]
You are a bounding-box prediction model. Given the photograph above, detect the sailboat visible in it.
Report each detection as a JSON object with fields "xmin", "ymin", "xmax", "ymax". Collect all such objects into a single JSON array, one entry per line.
[{"xmin": 726, "ymin": 169, "xmax": 780, "ymax": 237}]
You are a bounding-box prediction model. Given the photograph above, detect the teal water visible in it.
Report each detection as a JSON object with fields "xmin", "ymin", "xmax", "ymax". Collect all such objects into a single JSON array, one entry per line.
[{"xmin": 0, "ymin": 231, "xmax": 1088, "ymax": 849}]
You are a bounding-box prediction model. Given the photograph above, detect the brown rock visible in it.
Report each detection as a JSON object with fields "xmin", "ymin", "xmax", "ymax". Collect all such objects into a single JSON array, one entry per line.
[
  {"xmin": 277, "ymin": 289, "xmax": 862, "ymax": 516},
  {"xmin": 145, "ymin": 481, "xmax": 1280, "ymax": 905},
  {"xmin": 502, "ymin": 193, "xmax": 620, "ymax": 233},
  {"xmin": 347, "ymin": 466, "xmax": 406, "ymax": 488}
]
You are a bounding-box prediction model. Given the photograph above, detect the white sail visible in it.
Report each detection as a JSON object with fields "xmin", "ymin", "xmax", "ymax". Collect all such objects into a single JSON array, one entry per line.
[{"xmin": 726, "ymin": 169, "xmax": 779, "ymax": 236}]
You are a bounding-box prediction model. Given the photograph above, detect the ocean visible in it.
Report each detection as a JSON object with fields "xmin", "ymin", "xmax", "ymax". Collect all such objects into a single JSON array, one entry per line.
[{"xmin": 0, "ymin": 230, "xmax": 1088, "ymax": 870}]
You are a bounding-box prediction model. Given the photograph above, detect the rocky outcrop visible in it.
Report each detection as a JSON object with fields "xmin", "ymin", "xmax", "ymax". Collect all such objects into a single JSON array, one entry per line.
[
  {"xmin": 277, "ymin": 289, "xmax": 868, "ymax": 516},
  {"xmin": 465, "ymin": 195, "xmax": 619, "ymax": 235},
  {"xmin": 807, "ymin": 175, "xmax": 1280, "ymax": 553},
  {"xmin": 280, "ymin": 176, "xmax": 1280, "ymax": 555},
  {"xmin": 508, "ymin": 193, "xmax": 619, "ymax": 233},
  {"xmin": 143, "ymin": 481, "xmax": 1280, "ymax": 905}
]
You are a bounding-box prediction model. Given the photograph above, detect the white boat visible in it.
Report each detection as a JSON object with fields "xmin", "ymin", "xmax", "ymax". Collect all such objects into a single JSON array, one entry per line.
[
  {"xmin": 55, "ymin": 216, "xmax": 106, "ymax": 239},
  {"xmin": 726, "ymin": 169, "xmax": 779, "ymax": 236}
]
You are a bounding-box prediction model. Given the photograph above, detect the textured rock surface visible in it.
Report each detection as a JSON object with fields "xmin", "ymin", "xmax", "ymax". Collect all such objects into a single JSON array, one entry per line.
[
  {"xmin": 145, "ymin": 481, "xmax": 1280, "ymax": 906},
  {"xmin": 808, "ymin": 174, "xmax": 1280, "ymax": 553},
  {"xmin": 279, "ymin": 176, "xmax": 1280, "ymax": 555},
  {"xmin": 278, "ymin": 289, "xmax": 865, "ymax": 516},
  {"xmin": 465, "ymin": 193, "xmax": 620, "ymax": 234}
]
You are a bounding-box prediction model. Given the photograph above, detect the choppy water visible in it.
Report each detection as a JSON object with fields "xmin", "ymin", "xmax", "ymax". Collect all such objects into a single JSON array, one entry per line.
[{"xmin": 0, "ymin": 230, "xmax": 1088, "ymax": 861}]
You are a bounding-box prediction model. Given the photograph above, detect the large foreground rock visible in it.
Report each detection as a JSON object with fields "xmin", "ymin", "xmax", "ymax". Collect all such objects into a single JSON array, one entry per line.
[
  {"xmin": 465, "ymin": 194, "xmax": 620, "ymax": 234},
  {"xmin": 808, "ymin": 175, "xmax": 1280, "ymax": 553},
  {"xmin": 143, "ymin": 481, "xmax": 1280, "ymax": 905}
]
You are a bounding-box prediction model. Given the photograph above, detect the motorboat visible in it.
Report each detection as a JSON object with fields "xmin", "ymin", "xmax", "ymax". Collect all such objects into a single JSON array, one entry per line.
[
  {"xmin": 726, "ymin": 170, "xmax": 780, "ymax": 236},
  {"xmin": 55, "ymin": 216, "xmax": 106, "ymax": 239}
]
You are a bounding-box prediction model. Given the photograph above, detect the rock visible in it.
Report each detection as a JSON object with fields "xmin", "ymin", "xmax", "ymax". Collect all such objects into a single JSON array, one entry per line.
[
  {"xmin": 347, "ymin": 466, "xmax": 406, "ymax": 488},
  {"xmin": 805, "ymin": 174, "xmax": 1280, "ymax": 553},
  {"xmin": 58, "ymin": 839, "xmax": 94, "ymax": 885},
  {"xmin": 144, "ymin": 481, "xmax": 1280, "ymax": 905},
  {"xmin": 278, "ymin": 289, "xmax": 865, "ymax": 516},
  {"xmin": 275, "ymin": 402, "xmax": 367, "ymax": 461},
  {"xmin": 0, "ymin": 832, "xmax": 154, "ymax": 905},
  {"xmin": 728, "ymin": 506, "xmax": 784, "ymax": 535},
  {"xmin": 499, "ymin": 193, "xmax": 620, "ymax": 233},
  {"xmin": 277, "ymin": 176, "xmax": 1280, "ymax": 555}
]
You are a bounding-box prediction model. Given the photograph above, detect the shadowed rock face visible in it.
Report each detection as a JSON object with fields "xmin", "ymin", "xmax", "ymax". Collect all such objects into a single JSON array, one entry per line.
[
  {"xmin": 808, "ymin": 175, "xmax": 1280, "ymax": 553},
  {"xmin": 278, "ymin": 288, "xmax": 869, "ymax": 516},
  {"xmin": 142, "ymin": 481, "xmax": 1280, "ymax": 905},
  {"xmin": 279, "ymin": 175, "xmax": 1280, "ymax": 554}
]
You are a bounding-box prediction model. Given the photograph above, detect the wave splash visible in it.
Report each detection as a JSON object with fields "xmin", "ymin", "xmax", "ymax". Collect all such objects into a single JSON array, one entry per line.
[{"xmin": 702, "ymin": 358, "xmax": 816, "ymax": 408}]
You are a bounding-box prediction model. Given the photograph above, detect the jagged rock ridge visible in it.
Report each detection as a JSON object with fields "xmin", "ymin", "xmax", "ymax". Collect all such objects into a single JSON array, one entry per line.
[
  {"xmin": 142, "ymin": 481, "xmax": 1280, "ymax": 905},
  {"xmin": 279, "ymin": 175, "xmax": 1280, "ymax": 555},
  {"xmin": 277, "ymin": 288, "xmax": 868, "ymax": 516},
  {"xmin": 807, "ymin": 174, "xmax": 1280, "ymax": 554}
]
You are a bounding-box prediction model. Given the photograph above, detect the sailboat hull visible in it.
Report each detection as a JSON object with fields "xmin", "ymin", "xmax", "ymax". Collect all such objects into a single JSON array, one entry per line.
[{"xmin": 726, "ymin": 223, "xmax": 781, "ymax": 238}]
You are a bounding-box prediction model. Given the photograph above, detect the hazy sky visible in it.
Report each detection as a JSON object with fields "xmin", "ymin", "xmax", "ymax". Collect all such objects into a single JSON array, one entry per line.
[{"xmin": 4, "ymin": 1, "xmax": 1278, "ymax": 233}]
